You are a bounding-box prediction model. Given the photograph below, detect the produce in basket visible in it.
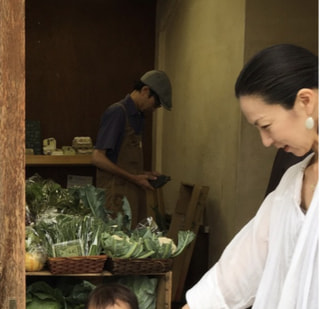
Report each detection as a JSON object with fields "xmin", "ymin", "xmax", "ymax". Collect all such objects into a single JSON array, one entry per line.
[
  {"xmin": 25, "ymin": 175, "xmax": 134, "ymax": 259},
  {"xmin": 25, "ymin": 247, "xmax": 47, "ymax": 272},
  {"xmin": 25, "ymin": 175, "xmax": 195, "ymax": 264},
  {"xmin": 25, "ymin": 226, "xmax": 47, "ymax": 271},
  {"xmin": 34, "ymin": 214, "xmax": 110, "ymax": 258},
  {"xmin": 101, "ymin": 227, "xmax": 195, "ymax": 259},
  {"xmin": 158, "ymin": 236, "xmax": 177, "ymax": 254}
]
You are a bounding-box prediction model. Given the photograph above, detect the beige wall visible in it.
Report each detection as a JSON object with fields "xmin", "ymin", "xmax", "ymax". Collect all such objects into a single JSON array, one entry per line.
[
  {"xmin": 155, "ymin": 0, "xmax": 318, "ymax": 265},
  {"xmin": 155, "ymin": 0, "xmax": 246, "ymax": 263}
]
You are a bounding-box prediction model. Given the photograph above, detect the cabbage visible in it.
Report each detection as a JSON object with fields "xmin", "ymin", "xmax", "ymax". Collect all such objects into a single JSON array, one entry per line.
[
  {"xmin": 26, "ymin": 281, "xmax": 64, "ymax": 309},
  {"xmin": 26, "ymin": 280, "xmax": 95, "ymax": 309}
]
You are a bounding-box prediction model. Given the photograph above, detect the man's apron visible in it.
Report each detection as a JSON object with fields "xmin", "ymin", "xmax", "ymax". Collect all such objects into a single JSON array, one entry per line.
[{"xmin": 96, "ymin": 104, "xmax": 146, "ymax": 228}]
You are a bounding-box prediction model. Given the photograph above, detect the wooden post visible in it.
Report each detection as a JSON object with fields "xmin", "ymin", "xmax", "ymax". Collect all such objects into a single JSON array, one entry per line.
[
  {"xmin": 0, "ymin": 0, "xmax": 25, "ymax": 308},
  {"xmin": 156, "ymin": 271, "xmax": 172, "ymax": 309}
]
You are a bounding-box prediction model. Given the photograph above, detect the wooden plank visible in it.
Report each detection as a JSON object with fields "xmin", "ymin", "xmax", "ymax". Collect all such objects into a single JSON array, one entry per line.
[
  {"xmin": 156, "ymin": 271, "xmax": 172, "ymax": 309},
  {"xmin": 26, "ymin": 154, "xmax": 92, "ymax": 165},
  {"xmin": 172, "ymin": 186, "xmax": 209, "ymax": 301},
  {"xmin": 167, "ymin": 185, "xmax": 193, "ymax": 241},
  {"xmin": 0, "ymin": 0, "xmax": 26, "ymax": 308},
  {"xmin": 168, "ymin": 184, "xmax": 203, "ymax": 242},
  {"xmin": 174, "ymin": 184, "xmax": 193, "ymax": 214},
  {"xmin": 168, "ymin": 183, "xmax": 209, "ymax": 302}
]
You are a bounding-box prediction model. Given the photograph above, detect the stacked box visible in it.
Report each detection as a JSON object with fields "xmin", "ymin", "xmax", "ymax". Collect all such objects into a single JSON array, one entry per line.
[{"xmin": 26, "ymin": 120, "xmax": 42, "ymax": 154}]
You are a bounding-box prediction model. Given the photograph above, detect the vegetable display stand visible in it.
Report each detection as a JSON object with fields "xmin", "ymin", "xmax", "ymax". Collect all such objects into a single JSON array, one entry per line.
[
  {"xmin": 26, "ymin": 270, "xmax": 172, "ymax": 309},
  {"xmin": 25, "ymin": 154, "xmax": 96, "ymax": 187}
]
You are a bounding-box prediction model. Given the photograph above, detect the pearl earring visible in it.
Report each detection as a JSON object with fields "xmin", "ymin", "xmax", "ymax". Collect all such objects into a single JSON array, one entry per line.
[{"xmin": 305, "ymin": 116, "xmax": 314, "ymax": 130}]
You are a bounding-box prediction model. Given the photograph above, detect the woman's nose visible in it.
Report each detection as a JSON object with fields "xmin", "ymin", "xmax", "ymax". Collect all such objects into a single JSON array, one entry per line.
[{"xmin": 259, "ymin": 130, "xmax": 273, "ymax": 147}]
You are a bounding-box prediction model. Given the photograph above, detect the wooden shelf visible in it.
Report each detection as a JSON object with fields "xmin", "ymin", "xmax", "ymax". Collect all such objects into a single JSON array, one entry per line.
[
  {"xmin": 26, "ymin": 270, "xmax": 172, "ymax": 309},
  {"xmin": 26, "ymin": 270, "xmax": 112, "ymax": 276},
  {"xmin": 26, "ymin": 154, "xmax": 92, "ymax": 166}
]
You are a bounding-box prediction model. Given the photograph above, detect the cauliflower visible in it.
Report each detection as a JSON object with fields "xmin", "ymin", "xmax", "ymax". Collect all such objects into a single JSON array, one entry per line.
[{"xmin": 158, "ymin": 237, "xmax": 177, "ymax": 254}]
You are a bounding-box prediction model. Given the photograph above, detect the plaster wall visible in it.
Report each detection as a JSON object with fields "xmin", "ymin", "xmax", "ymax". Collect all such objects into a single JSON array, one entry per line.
[
  {"xmin": 155, "ymin": 0, "xmax": 246, "ymax": 263},
  {"xmin": 155, "ymin": 0, "xmax": 318, "ymax": 265}
]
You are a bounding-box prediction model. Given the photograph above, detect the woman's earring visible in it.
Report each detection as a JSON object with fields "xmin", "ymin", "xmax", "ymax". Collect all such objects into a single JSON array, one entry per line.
[{"xmin": 305, "ymin": 116, "xmax": 314, "ymax": 130}]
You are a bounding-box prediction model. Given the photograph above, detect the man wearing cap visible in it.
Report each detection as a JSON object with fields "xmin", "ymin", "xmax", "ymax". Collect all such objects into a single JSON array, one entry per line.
[{"xmin": 92, "ymin": 70, "xmax": 172, "ymax": 227}]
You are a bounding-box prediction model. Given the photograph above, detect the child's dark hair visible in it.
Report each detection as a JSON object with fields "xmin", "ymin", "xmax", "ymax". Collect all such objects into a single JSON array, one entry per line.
[
  {"xmin": 86, "ymin": 283, "xmax": 139, "ymax": 309},
  {"xmin": 235, "ymin": 44, "xmax": 318, "ymax": 109}
]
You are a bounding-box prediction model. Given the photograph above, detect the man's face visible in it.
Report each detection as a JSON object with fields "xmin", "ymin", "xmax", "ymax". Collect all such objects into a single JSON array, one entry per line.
[{"xmin": 139, "ymin": 86, "xmax": 161, "ymax": 112}]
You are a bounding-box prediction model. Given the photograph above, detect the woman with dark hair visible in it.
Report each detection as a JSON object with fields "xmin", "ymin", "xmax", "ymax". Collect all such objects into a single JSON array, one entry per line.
[
  {"xmin": 182, "ymin": 44, "xmax": 318, "ymax": 309},
  {"xmin": 86, "ymin": 283, "xmax": 139, "ymax": 309}
]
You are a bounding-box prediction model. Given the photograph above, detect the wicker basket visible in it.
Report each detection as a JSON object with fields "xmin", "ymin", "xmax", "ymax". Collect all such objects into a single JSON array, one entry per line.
[
  {"xmin": 105, "ymin": 257, "xmax": 173, "ymax": 275},
  {"xmin": 48, "ymin": 255, "xmax": 108, "ymax": 274}
]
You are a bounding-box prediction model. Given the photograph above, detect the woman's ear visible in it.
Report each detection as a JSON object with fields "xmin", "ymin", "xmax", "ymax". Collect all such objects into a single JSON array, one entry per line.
[{"xmin": 296, "ymin": 88, "xmax": 317, "ymax": 115}]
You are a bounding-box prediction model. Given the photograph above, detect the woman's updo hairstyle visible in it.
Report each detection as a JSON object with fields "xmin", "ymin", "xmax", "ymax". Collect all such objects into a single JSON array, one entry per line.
[{"xmin": 235, "ymin": 44, "xmax": 318, "ymax": 109}]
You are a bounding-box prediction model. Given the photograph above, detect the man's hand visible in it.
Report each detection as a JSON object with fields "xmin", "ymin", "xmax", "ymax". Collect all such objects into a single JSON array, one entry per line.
[
  {"xmin": 92, "ymin": 150, "xmax": 162, "ymax": 190},
  {"xmin": 134, "ymin": 174, "xmax": 156, "ymax": 190}
]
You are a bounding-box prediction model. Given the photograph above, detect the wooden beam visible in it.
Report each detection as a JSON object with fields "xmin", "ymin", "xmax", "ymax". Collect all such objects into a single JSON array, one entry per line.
[{"xmin": 0, "ymin": 0, "xmax": 25, "ymax": 308}]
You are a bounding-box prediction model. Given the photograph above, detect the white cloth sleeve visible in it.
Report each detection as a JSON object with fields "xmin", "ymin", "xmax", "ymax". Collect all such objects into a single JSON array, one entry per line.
[{"xmin": 186, "ymin": 193, "xmax": 274, "ymax": 309}]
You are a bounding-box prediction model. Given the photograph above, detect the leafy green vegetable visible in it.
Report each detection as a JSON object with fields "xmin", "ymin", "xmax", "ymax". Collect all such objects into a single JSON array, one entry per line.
[
  {"xmin": 76, "ymin": 185, "xmax": 109, "ymax": 222},
  {"xmin": 26, "ymin": 175, "xmax": 91, "ymax": 223},
  {"xmin": 118, "ymin": 276, "xmax": 158, "ymax": 309},
  {"xmin": 25, "ymin": 226, "xmax": 42, "ymax": 251},
  {"xmin": 26, "ymin": 298, "xmax": 62, "ymax": 309},
  {"xmin": 26, "ymin": 281, "xmax": 64, "ymax": 309},
  {"xmin": 26, "ymin": 175, "xmax": 195, "ymax": 260},
  {"xmin": 34, "ymin": 214, "xmax": 112, "ymax": 257},
  {"xmin": 172, "ymin": 230, "xmax": 196, "ymax": 257},
  {"xmin": 27, "ymin": 280, "xmax": 95, "ymax": 309},
  {"xmin": 101, "ymin": 232, "xmax": 150, "ymax": 258},
  {"xmin": 57, "ymin": 279, "xmax": 95, "ymax": 308},
  {"xmin": 101, "ymin": 227, "xmax": 195, "ymax": 259}
]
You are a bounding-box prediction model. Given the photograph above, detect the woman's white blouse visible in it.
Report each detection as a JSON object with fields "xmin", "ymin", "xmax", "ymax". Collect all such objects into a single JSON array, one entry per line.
[{"xmin": 186, "ymin": 154, "xmax": 319, "ymax": 309}]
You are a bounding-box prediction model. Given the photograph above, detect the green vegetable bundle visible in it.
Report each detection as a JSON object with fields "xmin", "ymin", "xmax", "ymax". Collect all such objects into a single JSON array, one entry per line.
[
  {"xmin": 26, "ymin": 174, "xmax": 89, "ymax": 222},
  {"xmin": 33, "ymin": 214, "xmax": 113, "ymax": 257},
  {"xmin": 101, "ymin": 227, "xmax": 195, "ymax": 259},
  {"xmin": 26, "ymin": 175, "xmax": 195, "ymax": 260},
  {"xmin": 26, "ymin": 175, "xmax": 132, "ymax": 257}
]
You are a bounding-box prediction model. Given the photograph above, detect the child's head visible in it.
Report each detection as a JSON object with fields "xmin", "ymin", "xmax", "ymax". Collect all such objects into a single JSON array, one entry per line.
[{"xmin": 86, "ymin": 283, "xmax": 139, "ymax": 309}]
